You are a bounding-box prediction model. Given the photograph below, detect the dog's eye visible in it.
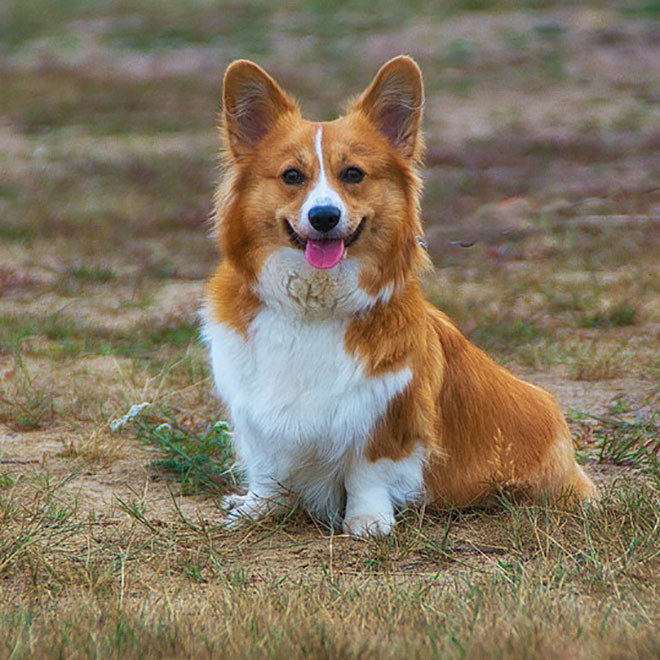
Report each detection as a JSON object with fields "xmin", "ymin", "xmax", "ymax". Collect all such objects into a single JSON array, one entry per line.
[
  {"xmin": 341, "ymin": 167, "xmax": 365, "ymax": 184},
  {"xmin": 282, "ymin": 168, "xmax": 305, "ymax": 185}
]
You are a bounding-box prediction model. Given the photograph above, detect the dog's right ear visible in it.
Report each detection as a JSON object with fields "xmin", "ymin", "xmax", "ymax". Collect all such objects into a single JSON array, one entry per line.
[
  {"xmin": 352, "ymin": 56, "xmax": 424, "ymax": 160},
  {"xmin": 222, "ymin": 60, "xmax": 297, "ymax": 158}
]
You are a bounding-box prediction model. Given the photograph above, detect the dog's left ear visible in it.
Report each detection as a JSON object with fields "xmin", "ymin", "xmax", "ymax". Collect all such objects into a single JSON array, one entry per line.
[
  {"xmin": 222, "ymin": 60, "xmax": 298, "ymax": 158},
  {"xmin": 353, "ymin": 56, "xmax": 424, "ymax": 159}
]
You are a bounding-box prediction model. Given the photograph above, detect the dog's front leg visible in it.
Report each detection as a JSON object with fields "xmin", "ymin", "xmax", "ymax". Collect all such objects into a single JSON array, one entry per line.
[
  {"xmin": 343, "ymin": 455, "xmax": 397, "ymax": 537},
  {"xmin": 222, "ymin": 436, "xmax": 287, "ymax": 527}
]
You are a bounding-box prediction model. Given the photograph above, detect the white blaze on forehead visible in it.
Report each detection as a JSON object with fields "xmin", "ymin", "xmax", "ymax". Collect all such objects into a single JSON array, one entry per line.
[
  {"xmin": 313, "ymin": 127, "xmax": 331, "ymax": 197},
  {"xmin": 299, "ymin": 126, "xmax": 347, "ymax": 230}
]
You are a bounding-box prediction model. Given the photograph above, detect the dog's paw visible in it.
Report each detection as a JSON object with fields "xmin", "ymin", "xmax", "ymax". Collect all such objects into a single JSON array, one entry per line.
[
  {"xmin": 221, "ymin": 492, "xmax": 274, "ymax": 529},
  {"xmin": 221, "ymin": 492, "xmax": 248, "ymax": 512},
  {"xmin": 343, "ymin": 512, "xmax": 394, "ymax": 537}
]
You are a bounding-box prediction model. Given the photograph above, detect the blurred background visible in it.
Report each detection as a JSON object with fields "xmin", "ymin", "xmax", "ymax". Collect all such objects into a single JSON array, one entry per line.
[{"xmin": 0, "ymin": 0, "xmax": 659, "ymax": 407}]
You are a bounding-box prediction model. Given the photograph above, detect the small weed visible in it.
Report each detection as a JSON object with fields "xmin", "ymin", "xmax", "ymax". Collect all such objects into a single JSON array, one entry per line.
[
  {"xmin": 116, "ymin": 495, "xmax": 157, "ymax": 532},
  {"xmin": 182, "ymin": 562, "xmax": 205, "ymax": 582},
  {"xmin": 0, "ymin": 472, "xmax": 15, "ymax": 489},
  {"xmin": 114, "ymin": 404, "xmax": 236, "ymax": 495},
  {"xmin": 569, "ymin": 406, "xmax": 659, "ymax": 472}
]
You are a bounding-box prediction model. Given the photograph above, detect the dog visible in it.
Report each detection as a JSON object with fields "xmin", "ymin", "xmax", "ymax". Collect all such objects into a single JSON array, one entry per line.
[{"xmin": 202, "ymin": 56, "xmax": 596, "ymax": 536}]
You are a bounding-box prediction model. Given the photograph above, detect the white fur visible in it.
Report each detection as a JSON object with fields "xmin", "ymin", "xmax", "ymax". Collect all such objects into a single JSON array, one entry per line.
[
  {"xmin": 202, "ymin": 249, "xmax": 422, "ymax": 531},
  {"xmin": 299, "ymin": 127, "xmax": 348, "ymax": 236},
  {"xmin": 257, "ymin": 247, "xmax": 391, "ymax": 318},
  {"xmin": 344, "ymin": 444, "xmax": 427, "ymax": 535}
]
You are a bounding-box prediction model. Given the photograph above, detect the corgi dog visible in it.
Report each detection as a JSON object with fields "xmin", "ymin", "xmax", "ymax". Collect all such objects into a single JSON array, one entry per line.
[{"xmin": 203, "ymin": 56, "xmax": 596, "ymax": 536}]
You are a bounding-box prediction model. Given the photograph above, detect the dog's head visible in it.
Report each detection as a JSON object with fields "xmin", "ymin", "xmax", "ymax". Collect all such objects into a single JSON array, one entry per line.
[{"xmin": 216, "ymin": 56, "xmax": 428, "ymax": 313}]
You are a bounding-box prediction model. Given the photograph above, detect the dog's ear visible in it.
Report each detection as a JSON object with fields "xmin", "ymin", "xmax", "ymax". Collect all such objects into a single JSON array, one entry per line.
[
  {"xmin": 353, "ymin": 56, "xmax": 424, "ymax": 159},
  {"xmin": 222, "ymin": 60, "xmax": 297, "ymax": 158}
]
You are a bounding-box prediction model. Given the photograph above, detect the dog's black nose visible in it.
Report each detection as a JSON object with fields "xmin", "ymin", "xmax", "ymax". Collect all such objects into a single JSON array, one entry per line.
[{"xmin": 308, "ymin": 205, "xmax": 341, "ymax": 233}]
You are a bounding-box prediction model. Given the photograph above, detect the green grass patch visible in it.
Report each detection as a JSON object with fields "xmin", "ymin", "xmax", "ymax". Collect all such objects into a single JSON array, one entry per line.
[
  {"xmin": 447, "ymin": 0, "xmax": 558, "ymax": 9},
  {"xmin": 0, "ymin": 223, "xmax": 38, "ymax": 243},
  {"xmin": 67, "ymin": 265, "xmax": 117, "ymax": 282},
  {"xmin": 109, "ymin": 319, "xmax": 200, "ymax": 358},
  {"xmin": 0, "ymin": 0, "xmax": 272, "ymax": 51},
  {"xmin": 0, "ymin": 0, "xmax": 91, "ymax": 48},
  {"xmin": 146, "ymin": 321, "xmax": 198, "ymax": 348},
  {"xmin": 0, "ymin": 69, "xmax": 216, "ymax": 135},
  {"xmin": 103, "ymin": 1, "xmax": 273, "ymax": 53},
  {"xmin": 0, "ymin": 312, "xmax": 199, "ymax": 359},
  {"xmin": 624, "ymin": 0, "xmax": 660, "ymax": 18},
  {"xmin": 579, "ymin": 302, "xmax": 637, "ymax": 329},
  {"xmin": 0, "ymin": 313, "xmax": 94, "ymax": 356},
  {"xmin": 469, "ymin": 318, "xmax": 547, "ymax": 354}
]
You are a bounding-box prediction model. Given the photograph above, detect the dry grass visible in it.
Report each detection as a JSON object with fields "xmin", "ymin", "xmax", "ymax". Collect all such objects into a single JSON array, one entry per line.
[
  {"xmin": 0, "ymin": 351, "xmax": 56, "ymax": 430},
  {"xmin": 566, "ymin": 341, "xmax": 632, "ymax": 382},
  {"xmin": 1, "ymin": 0, "xmax": 660, "ymax": 657},
  {"xmin": 1, "ymin": 464, "xmax": 658, "ymax": 659}
]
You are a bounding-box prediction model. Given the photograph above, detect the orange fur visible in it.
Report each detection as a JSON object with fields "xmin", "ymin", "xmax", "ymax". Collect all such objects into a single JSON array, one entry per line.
[
  {"xmin": 206, "ymin": 262, "xmax": 261, "ymax": 337},
  {"xmin": 206, "ymin": 56, "xmax": 596, "ymax": 512}
]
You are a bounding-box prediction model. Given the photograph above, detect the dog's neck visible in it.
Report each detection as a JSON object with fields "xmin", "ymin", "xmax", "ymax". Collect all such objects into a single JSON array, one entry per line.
[{"xmin": 254, "ymin": 247, "xmax": 398, "ymax": 320}]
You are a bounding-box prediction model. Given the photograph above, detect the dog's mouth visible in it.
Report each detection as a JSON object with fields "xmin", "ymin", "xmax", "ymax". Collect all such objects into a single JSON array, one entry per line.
[{"xmin": 284, "ymin": 218, "xmax": 366, "ymax": 270}]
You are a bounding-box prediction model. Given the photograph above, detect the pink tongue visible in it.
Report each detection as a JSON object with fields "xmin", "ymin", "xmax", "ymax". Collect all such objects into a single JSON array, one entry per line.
[{"xmin": 304, "ymin": 239, "xmax": 345, "ymax": 269}]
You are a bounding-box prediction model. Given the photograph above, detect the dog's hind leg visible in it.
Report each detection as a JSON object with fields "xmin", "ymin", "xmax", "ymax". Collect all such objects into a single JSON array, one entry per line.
[{"xmin": 528, "ymin": 434, "xmax": 598, "ymax": 506}]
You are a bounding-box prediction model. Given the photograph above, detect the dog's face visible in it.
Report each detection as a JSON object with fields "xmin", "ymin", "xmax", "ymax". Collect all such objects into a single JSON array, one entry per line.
[{"xmin": 217, "ymin": 57, "xmax": 427, "ymax": 311}]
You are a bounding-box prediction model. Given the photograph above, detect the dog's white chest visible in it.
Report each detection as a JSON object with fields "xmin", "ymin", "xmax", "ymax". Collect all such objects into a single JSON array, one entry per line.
[
  {"xmin": 203, "ymin": 307, "xmax": 411, "ymax": 514},
  {"xmin": 205, "ymin": 309, "xmax": 409, "ymax": 451}
]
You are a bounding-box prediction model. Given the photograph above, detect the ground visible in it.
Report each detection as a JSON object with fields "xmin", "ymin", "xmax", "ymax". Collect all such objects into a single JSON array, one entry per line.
[{"xmin": 0, "ymin": 1, "xmax": 659, "ymax": 657}]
